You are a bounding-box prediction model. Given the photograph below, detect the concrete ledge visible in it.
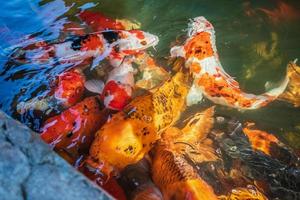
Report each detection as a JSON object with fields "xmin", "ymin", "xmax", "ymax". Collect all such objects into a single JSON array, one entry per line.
[{"xmin": 0, "ymin": 111, "xmax": 112, "ymax": 200}]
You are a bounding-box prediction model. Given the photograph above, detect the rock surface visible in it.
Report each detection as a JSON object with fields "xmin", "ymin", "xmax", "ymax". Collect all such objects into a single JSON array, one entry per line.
[{"xmin": 0, "ymin": 111, "xmax": 112, "ymax": 200}]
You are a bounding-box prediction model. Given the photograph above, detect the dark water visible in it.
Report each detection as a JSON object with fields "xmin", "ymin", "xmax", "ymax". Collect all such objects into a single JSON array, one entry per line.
[{"xmin": 0, "ymin": 0, "xmax": 300, "ymax": 198}]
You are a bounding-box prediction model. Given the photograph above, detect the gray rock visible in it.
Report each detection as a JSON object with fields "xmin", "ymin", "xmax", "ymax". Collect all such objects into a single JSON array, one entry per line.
[
  {"xmin": 25, "ymin": 164, "xmax": 110, "ymax": 200},
  {"xmin": 0, "ymin": 141, "xmax": 30, "ymax": 184},
  {"xmin": 0, "ymin": 111, "xmax": 112, "ymax": 200},
  {"xmin": 0, "ymin": 181, "xmax": 23, "ymax": 200}
]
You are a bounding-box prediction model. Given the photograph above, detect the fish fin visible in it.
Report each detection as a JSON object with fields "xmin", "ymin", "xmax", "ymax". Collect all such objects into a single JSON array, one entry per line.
[
  {"xmin": 91, "ymin": 48, "xmax": 112, "ymax": 70},
  {"xmin": 186, "ymin": 84, "xmax": 203, "ymax": 106},
  {"xmin": 84, "ymin": 79, "xmax": 105, "ymax": 94},
  {"xmin": 265, "ymin": 70, "xmax": 289, "ymax": 97},
  {"xmin": 170, "ymin": 45, "xmax": 185, "ymax": 58}
]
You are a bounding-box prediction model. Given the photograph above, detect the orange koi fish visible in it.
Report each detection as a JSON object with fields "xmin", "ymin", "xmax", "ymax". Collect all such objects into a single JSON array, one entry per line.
[
  {"xmin": 279, "ymin": 60, "xmax": 300, "ymax": 107},
  {"xmin": 171, "ymin": 17, "xmax": 289, "ymax": 109},
  {"xmin": 17, "ymin": 69, "xmax": 86, "ymax": 114},
  {"xmin": 152, "ymin": 107, "xmax": 218, "ymax": 200},
  {"xmin": 86, "ymin": 71, "xmax": 190, "ymax": 177},
  {"xmin": 40, "ymin": 96, "xmax": 108, "ymax": 152},
  {"xmin": 242, "ymin": 122, "xmax": 280, "ymax": 156}
]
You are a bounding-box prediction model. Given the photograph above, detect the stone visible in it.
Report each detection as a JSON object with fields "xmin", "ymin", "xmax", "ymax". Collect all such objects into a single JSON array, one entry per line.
[{"xmin": 0, "ymin": 111, "xmax": 111, "ymax": 200}]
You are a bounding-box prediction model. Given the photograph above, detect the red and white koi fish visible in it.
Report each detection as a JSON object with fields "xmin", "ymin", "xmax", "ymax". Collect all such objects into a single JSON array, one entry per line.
[
  {"xmin": 12, "ymin": 29, "xmax": 159, "ymax": 69},
  {"xmin": 85, "ymin": 57, "xmax": 135, "ymax": 111},
  {"xmin": 17, "ymin": 69, "xmax": 86, "ymax": 114},
  {"xmin": 40, "ymin": 96, "xmax": 109, "ymax": 152},
  {"xmin": 79, "ymin": 10, "xmax": 126, "ymax": 31},
  {"xmin": 170, "ymin": 16, "xmax": 289, "ymax": 109}
]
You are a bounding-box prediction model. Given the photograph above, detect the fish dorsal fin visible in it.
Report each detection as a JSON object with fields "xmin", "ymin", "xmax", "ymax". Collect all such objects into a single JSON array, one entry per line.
[{"xmin": 180, "ymin": 106, "xmax": 215, "ymax": 143}]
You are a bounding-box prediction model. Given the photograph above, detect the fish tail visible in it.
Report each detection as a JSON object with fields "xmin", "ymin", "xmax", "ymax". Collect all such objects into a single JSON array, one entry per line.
[{"xmin": 243, "ymin": 70, "xmax": 289, "ymax": 110}]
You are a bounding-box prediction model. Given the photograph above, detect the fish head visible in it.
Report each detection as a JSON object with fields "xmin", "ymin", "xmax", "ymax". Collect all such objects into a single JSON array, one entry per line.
[
  {"xmin": 101, "ymin": 80, "xmax": 132, "ymax": 110},
  {"xmin": 87, "ymin": 112, "xmax": 154, "ymax": 177},
  {"xmin": 187, "ymin": 16, "xmax": 214, "ymax": 37},
  {"xmin": 115, "ymin": 30, "xmax": 159, "ymax": 55}
]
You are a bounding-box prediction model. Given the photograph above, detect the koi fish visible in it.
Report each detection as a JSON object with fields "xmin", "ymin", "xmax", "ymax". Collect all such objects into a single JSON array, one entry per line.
[
  {"xmin": 279, "ymin": 60, "xmax": 300, "ymax": 107},
  {"xmin": 86, "ymin": 71, "xmax": 190, "ymax": 177},
  {"xmin": 258, "ymin": 1, "xmax": 300, "ymax": 25},
  {"xmin": 40, "ymin": 96, "xmax": 109, "ymax": 152},
  {"xmin": 242, "ymin": 122, "xmax": 280, "ymax": 156},
  {"xmin": 151, "ymin": 107, "xmax": 218, "ymax": 200},
  {"xmin": 79, "ymin": 10, "xmax": 126, "ymax": 31},
  {"xmin": 119, "ymin": 158, "xmax": 163, "ymax": 200},
  {"xmin": 17, "ymin": 69, "xmax": 86, "ymax": 114},
  {"xmin": 101, "ymin": 57, "xmax": 135, "ymax": 110},
  {"xmin": 243, "ymin": 122, "xmax": 298, "ymax": 165},
  {"xmin": 170, "ymin": 16, "xmax": 289, "ymax": 109},
  {"xmin": 134, "ymin": 51, "xmax": 170, "ymax": 90},
  {"xmin": 85, "ymin": 57, "xmax": 134, "ymax": 111},
  {"xmin": 12, "ymin": 29, "xmax": 159, "ymax": 70},
  {"xmin": 79, "ymin": 10, "xmax": 141, "ymax": 31},
  {"xmin": 215, "ymin": 121, "xmax": 300, "ymax": 199},
  {"xmin": 86, "ymin": 52, "xmax": 170, "ymax": 111}
]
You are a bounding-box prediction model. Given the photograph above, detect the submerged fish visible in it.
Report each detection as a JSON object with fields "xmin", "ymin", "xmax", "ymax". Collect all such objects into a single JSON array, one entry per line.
[
  {"xmin": 86, "ymin": 70, "xmax": 190, "ymax": 177},
  {"xmin": 215, "ymin": 121, "xmax": 300, "ymax": 199},
  {"xmin": 134, "ymin": 52, "xmax": 170, "ymax": 90},
  {"xmin": 119, "ymin": 158, "xmax": 163, "ymax": 200},
  {"xmin": 40, "ymin": 96, "xmax": 109, "ymax": 153},
  {"xmin": 17, "ymin": 69, "xmax": 86, "ymax": 114},
  {"xmin": 11, "ymin": 29, "xmax": 159, "ymax": 70},
  {"xmin": 243, "ymin": 122, "xmax": 280, "ymax": 156},
  {"xmin": 279, "ymin": 60, "xmax": 300, "ymax": 107},
  {"xmin": 170, "ymin": 16, "xmax": 289, "ymax": 109},
  {"xmin": 79, "ymin": 10, "xmax": 141, "ymax": 32},
  {"xmin": 151, "ymin": 107, "xmax": 218, "ymax": 200}
]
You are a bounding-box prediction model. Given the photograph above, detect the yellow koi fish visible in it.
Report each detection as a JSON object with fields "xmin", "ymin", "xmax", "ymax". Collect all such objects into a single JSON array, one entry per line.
[
  {"xmin": 152, "ymin": 107, "xmax": 219, "ymax": 200},
  {"xmin": 86, "ymin": 70, "xmax": 190, "ymax": 177}
]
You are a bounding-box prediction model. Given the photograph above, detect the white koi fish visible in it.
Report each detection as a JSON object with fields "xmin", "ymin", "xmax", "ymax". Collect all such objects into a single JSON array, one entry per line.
[{"xmin": 170, "ymin": 16, "xmax": 289, "ymax": 109}]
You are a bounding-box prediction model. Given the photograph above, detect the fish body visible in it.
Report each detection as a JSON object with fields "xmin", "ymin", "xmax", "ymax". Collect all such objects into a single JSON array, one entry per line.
[
  {"xmin": 101, "ymin": 58, "xmax": 135, "ymax": 110},
  {"xmin": 86, "ymin": 71, "xmax": 189, "ymax": 176},
  {"xmin": 279, "ymin": 60, "xmax": 300, "ymax": 107},
  {"xmin": 40, "ymin": 96, "xmax": 108, "ymax": 151},
  {"xmin": 242, "ymin": 123, "xmax": 279, "ymax": 156},
  {"xmin": 12, "ymin": 30, "xmax": 159, "ymax": 69},
  {"xmin": 17, "ymin": 69, "xmax": 86, "ymax": 114},
  {"xmin": 79, "ymin": 10, "xmax": 125, "ymax": 31},
  {"xmin": 119, "ymin": 159, "xmax": 163, "ymax": 200},
  {"xmin": 53, "ymin": 69, "xmax": 86, "ymax": 107},
  {"xmin": 152, "ymin": 107, "xmax": 218, "ymax": 200},
  {"xmin": 171, "ymin": 16, "xmax": 289, "ymax": 109}
]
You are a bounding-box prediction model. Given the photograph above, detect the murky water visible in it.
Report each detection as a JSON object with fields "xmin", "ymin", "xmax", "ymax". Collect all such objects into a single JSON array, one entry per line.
[{"xmin": 0, "ymin": 0, "xmax": 300, "ymax": 199}]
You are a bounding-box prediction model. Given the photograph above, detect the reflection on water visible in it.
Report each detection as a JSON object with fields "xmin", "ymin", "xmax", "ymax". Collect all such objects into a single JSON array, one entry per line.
[{"xmin": 0, "ymin": 0, "xmax": 300, "ymax": 199}]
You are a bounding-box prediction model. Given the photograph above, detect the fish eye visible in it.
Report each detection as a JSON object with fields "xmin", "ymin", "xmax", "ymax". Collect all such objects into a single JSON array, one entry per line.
[{"xmin": 140, "ymin": 41, "xmax": 147, "ymax": 45}]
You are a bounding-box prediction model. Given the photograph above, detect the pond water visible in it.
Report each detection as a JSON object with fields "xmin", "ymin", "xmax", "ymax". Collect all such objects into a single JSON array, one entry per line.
[{"xmin": 0, "ymin": 0, "xmax": 300, "ymax": 199}]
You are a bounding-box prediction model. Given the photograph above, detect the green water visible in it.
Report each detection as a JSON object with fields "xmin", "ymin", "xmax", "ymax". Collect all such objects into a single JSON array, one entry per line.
[{"xmin": 0, "ymin": 1, "xmax": 300, "ymax": 148}]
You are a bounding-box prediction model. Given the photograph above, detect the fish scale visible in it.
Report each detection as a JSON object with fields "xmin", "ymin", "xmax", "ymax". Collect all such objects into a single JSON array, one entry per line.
[{"xmin": 86, "ymin": 71, "xmax": 189, "ymax": 176}]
